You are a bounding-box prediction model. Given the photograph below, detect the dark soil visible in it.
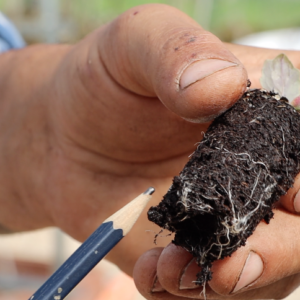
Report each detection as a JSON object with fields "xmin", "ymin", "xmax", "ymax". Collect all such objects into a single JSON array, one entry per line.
[{"xmin": 148, "ymin": 88, "xmax": 300, "ymax": 285}]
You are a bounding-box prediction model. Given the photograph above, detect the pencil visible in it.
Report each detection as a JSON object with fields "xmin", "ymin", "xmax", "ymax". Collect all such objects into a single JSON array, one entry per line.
[{"xmin": 28, "ymin": 187, "xmax": 155, "ymax": 300}]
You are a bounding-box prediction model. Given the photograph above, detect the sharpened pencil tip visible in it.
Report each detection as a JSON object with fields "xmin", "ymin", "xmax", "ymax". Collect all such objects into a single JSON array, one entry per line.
[{"xmin": 143, "ymin": 187, "xmax": 155, "ymax": 195}]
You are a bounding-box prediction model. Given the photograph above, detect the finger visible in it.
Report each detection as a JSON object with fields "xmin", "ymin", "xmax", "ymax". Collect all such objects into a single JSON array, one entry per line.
[
  {"xmin": 99, "ymin": 4, "xmax": 248, "ymax": 122},
  {"xmin": 155, "ymin": 243, "xmax": 220, "ymax": 299},
  {"xmin": 209, "ymin": 208, "xmax": 300, "ymax": 298},
  {"xmin": 149, "ymin": 209, "xmax": 300, "ymax": 299},
  {"xmin": 134, "ymin": 248, "xmax": 300, "ymax": 300},
  {"xmin": 279, "ymin": 173, "xmax": 300, "ymax": 214},
  {"xmin": 133, "ymin": 247, "xmax": 193, "ymax": 300}
]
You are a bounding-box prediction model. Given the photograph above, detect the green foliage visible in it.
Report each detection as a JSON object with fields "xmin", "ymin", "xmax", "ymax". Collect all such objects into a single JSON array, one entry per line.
[
  {"xmin": 0, "ymin": 0, "xmax": 300, "ymax": 41},
  {"xmin": 210, "ymin": 0, "xmax": 300, "ymax": 41},
  {"xmin": 61, "ymin": 0, "xmax": 300, "ymax": 41}
]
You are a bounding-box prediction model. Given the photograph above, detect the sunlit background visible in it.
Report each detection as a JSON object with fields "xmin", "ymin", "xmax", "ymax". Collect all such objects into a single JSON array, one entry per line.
[{"xmin": 0, "ymin": 1, "xmax": 300, "ymax": 299}]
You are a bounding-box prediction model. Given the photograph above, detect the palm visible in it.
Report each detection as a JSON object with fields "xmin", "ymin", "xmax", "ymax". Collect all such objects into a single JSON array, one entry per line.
[{"xmin": 46, "ymin": 81, "xmax": 210, "ymax": 274}]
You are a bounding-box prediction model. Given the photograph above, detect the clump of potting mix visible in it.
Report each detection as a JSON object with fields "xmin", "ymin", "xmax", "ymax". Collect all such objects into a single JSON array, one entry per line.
[{"xmin": 148, "ymin": 54, "xmax": 300, "ymax": 286}]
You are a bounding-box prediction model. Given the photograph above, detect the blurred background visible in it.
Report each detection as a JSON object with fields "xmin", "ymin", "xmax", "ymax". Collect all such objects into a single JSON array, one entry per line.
[
  {"xmin": 0, "ymin": 0, "xmax": 300, "ymax": 44},
  {"xmin": 0, "ymin": 0, "xmax": 300, "ymax": 299}
]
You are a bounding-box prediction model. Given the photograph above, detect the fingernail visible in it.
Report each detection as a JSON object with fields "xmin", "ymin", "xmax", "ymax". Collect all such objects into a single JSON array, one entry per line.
[
  {"xmin": 294, "ymin": 189, "xmax": 300, "ymax": 213},
  {"xmin": 179, "ymin": 258, "xmax": 201, "ymax": 290},
  {"xmin": 232, "ymin": 251, "xmax": 263, "ymax": 293},
  {"xmin": 151, "ymin": 275, "xmax": 165, "ymax": 293},
  {"xmin": 180, "ymin": 59, "xmax": 237, "ymax": 89}
]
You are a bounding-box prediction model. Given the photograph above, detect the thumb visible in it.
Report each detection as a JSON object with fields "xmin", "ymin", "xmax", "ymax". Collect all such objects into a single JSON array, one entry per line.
[{"xmin": 99, "ymin": 4, "xmax": 247, "ymax": 122}]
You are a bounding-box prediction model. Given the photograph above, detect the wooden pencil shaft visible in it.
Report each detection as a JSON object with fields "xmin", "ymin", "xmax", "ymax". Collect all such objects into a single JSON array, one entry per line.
[
  {"xmin": 29, "ymin": 221, "xmax": 123, "ymax": 300},
  {"xmin": 29, "ymin": 188, "xmax": 154, "ymax": 300}
]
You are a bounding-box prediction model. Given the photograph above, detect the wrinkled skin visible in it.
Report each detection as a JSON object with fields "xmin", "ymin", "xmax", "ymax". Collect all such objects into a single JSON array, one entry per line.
[{"xmin": 0, "ymin": 4, "xmax": 300, "ymax": 299}]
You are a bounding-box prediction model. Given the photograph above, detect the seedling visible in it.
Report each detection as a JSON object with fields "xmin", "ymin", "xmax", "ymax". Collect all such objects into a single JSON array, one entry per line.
[{"xmin": 148, "ymin": 54, "xmax": 300, "ymax": 290}]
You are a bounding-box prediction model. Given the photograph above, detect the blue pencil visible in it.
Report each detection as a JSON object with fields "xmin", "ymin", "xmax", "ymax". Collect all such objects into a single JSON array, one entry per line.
[{"xmin": 29, "ymin": 187, "xmax": 155, "ymax": 300}]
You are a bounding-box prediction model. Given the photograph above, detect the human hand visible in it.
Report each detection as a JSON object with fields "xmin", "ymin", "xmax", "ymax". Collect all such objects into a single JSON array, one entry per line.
[
  {"xmin": 0, "ymin": 4, "xmax": 300, "ymax": 299},
  {"xmin": 0, "ymin": 3, "xmax": 246, "ymax": 269}
]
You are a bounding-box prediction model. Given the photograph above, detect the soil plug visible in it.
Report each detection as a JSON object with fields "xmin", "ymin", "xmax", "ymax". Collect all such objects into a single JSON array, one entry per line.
[{"xmin": 148, "ymin": 54, "xmax": 300, "ymax": 287}]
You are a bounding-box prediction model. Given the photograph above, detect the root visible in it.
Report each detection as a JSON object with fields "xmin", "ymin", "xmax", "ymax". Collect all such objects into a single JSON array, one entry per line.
[
  {"xmin": 200, "ymin": 282, "xmax": 207, "ymax": 300},
  {"xmin": 176, "ymin": 147, "xmax": 277, "ymax": 268},
  {"xmin": 151, "ymin": 229, "xmax": 172, "ymax": 245}
]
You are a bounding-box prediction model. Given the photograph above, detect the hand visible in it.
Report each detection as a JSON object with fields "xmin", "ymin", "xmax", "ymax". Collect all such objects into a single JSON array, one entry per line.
[
  {"xmin": 0, "ymin": 4, "xmax": 299, "ymax": 299},
  {"xmin": 0, "ymin": 3, "xmax": 246, "ymax": 268}
]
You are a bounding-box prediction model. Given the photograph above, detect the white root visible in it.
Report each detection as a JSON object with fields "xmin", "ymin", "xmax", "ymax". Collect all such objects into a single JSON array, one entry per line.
[{"xmin": 176, "ymin": 148, "xmax": 277, "ymax": 268}]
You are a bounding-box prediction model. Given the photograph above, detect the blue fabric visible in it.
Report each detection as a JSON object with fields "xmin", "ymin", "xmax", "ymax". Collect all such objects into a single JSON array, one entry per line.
[{"xmin": 0, "ymin": 12, "xmax": 25, "ymax": 53}]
